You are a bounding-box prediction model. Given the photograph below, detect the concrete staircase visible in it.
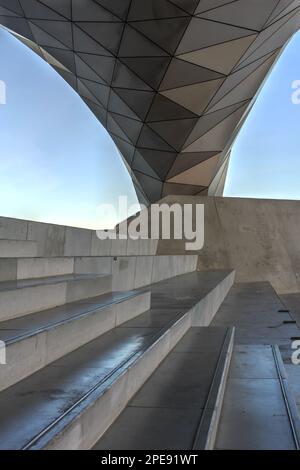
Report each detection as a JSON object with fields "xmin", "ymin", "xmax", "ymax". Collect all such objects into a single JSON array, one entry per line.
[
  {"xmin": 2, "ymin": 215, "xmax": 298, "ymax": 450},
  {"xmin": 0, "ymin": 218, "xmax": 235, "ymax": 450}
]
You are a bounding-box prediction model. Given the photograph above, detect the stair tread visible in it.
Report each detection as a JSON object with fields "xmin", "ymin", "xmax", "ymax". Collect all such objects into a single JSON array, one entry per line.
[
  {"xmin": 0, "ymin": 273, "xmax": 110, "ymax": 293},
  {"xmin": 0, "ymin": 290, "xmax": 146, "ymax": 344},
  {"xmin": 0, "ymin": 270, "xmax": 232, "ymax": 450},
  {"xmin": 94, "ymin": 327, "xmax": 232, "ymax": 450}
]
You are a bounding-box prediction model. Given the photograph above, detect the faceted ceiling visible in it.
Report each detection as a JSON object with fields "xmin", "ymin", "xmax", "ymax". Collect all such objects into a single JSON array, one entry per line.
[{"xmin": 1, "ymin": 0, "xmax": 300, "ymax": 203}]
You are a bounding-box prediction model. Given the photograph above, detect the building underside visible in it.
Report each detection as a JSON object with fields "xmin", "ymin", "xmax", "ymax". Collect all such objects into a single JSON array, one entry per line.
[{"xmin": 1, "ymin": 0, "xmax": 300, "ymax": 202}]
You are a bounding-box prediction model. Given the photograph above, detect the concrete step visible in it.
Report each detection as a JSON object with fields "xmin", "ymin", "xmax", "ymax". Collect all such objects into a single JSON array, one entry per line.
[
  {"xmin": 0, "ymin": 273, "xmax": 112, "ymax": 322},
  {"xmin": 0, "ymin": 289, "xmax": 151, "ymax": 391},
  {"xmin": 0, "ymin": 270, "xmax": 234, "ymax": 449},
  {"xmin": 0, "ymin": 257, "xmax": 74, "ymax": 282},
  {"xmin": 94, "ymin": 327, "xmax": 234, "ymax": 450},
  {"xmin": 0, "ymin": 240, "xmax": 37, "ymax": 258}
]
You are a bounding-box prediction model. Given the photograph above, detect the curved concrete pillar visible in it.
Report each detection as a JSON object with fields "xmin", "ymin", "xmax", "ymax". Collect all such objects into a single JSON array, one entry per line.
[{"xmin": 1, "ymin": 0, "xmax": 300, "ymax": 202}]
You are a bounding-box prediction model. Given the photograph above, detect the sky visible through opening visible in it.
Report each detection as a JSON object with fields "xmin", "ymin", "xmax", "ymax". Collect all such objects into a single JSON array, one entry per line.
[
  {"xmin": 1, "ymin": 28, "xmax": 300, "ymax": 229},
  {"xmin": 224, "ymin": 31, "xmax": 300, "ymax": 199},
  {"xmin": 0, "ymin": 28, "xmax": 138, "ymax": 230}
]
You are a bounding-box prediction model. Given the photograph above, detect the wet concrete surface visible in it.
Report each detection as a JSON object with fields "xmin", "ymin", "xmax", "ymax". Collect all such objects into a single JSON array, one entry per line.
[{"xmin": 0, "ymin": 271, "xmax": 230, "ymax": 449}]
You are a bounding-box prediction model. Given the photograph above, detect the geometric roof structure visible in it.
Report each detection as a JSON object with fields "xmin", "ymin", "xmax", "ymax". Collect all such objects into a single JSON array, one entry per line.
[{"xmin": 1, "ymin": 1, "xmax": 300, "ymax": 203}]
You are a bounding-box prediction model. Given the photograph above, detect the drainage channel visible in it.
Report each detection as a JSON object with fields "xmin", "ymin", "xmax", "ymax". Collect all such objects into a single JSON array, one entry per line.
[{"xmin": 272, "ymin": 345, "xmax": 300, "ymax": 451}]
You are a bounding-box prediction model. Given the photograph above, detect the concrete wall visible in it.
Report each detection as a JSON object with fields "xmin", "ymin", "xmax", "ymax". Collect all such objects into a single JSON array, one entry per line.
[
  {"xmin": 0, "ymin": 214, "xmax": 198, "ymax": 291},
  {"xmin": 0, "ymin": 216, "xmax": 158, "ymax": 257},
  {"xmin": 156, "ymin": 196, "xmax": 300, "ymax": 295},
  {"xmin": 3, "ymin": 194, "xmax": 300, "ymax": 294}
]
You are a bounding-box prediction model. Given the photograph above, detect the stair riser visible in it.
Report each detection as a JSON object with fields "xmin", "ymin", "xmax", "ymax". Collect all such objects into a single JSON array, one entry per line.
[
  {"xmin": 0, "ymin": 276, "xmax": 112, "ymax": 322},
  {"xmin": 0, "ymin": 291, "xmax": 150, "ymax": 392},
  {"xmin": 192, "ymin": 271, "xmax": 235, "ymax": 327},
  {"xmin": 29, "ymin": 271, "xmax": 234, "ymax": 450},
  {"xmin": 0, "ymin": 241, "xmax": 37, "ymax": 258},
  {"xmin": 0, "ymin": 258, "xmax": 75, "ymax": 282},
  {"xmin": 66, "ymin": 277, "xmax": 112, "ymax": 303},
  {"xmin": 18, "ymin": 258, "xmax": 74, "ymax": 280}
]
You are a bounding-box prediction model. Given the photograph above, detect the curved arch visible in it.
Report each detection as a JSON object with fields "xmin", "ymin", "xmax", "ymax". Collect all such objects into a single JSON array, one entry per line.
[{"xmin": 1, "ymin": 0, "xmax": 300, "ymax": 202}]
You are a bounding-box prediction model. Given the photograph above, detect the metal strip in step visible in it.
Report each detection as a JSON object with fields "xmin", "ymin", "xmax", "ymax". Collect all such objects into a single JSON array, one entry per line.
[{"xmin": 3, "ymin": 290, "xmax": 147, "ymax": 346}]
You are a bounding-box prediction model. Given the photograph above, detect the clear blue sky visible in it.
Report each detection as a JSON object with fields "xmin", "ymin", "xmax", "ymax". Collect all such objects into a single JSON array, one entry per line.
[
  {"xmin": 1, "ymin": 27, "xmax": 300, "ymax": 229},
  {"xmin": 0, "ymin": 28, "xmax": 138, "ymax": 229},
  {"xmin": 224, "ymin": 31, "xmax": 300, "ymax": 199}
]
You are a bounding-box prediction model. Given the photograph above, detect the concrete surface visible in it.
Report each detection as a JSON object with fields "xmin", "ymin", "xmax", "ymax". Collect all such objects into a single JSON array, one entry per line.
[
  {"xmin": 94, "ymin": 327, "xmax": 232, "ymax": 450},
  {"xmin": 285, "ymin": 364, "xmax": 300, "ymax": 417},
  {"xmin": 155, "ymin": 196, "xmax": 300, "ymax": 295},
  {"xmin": 16, "ymin": 257, "xmax": 74, "ymax": 280},
  {"xmin": 211, "ymin": 282, "xmax": 300, "ymax": 346},
  {"xmin": 0, "ymin": 240, "xmax": 37, "ymax": 258},
  {"xmin": 0, "ymin": 216, "xmax": 159, "ymax": 257},
  {"xmin": 216, "ymin": 345, "xmax": 297, "ymax": 450},
  {"xmin": 212, "ymin": 282, "xmax": 300, "ymax": 450},
  {"xmin": 0, "ymin": 254, "xmax": 197, "ymax": 292},
  {"xmin": 3, "ymin": 195, "xmax": 300, "ymax": 295}
]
